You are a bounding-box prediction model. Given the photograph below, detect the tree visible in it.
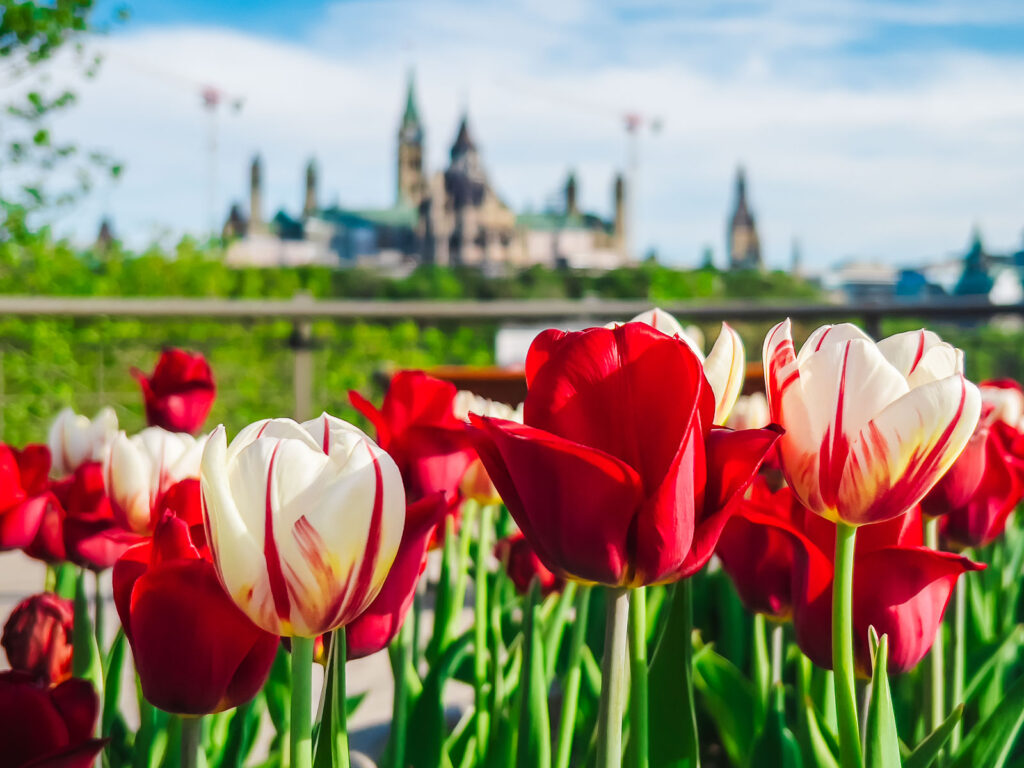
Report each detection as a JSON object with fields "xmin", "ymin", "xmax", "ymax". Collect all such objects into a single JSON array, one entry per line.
[{"xmin": 0, "ymin": 1, "xmax": 125, "ymax": 239}]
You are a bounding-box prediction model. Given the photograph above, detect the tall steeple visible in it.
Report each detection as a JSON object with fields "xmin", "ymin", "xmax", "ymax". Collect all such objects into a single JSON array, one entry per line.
[
  {"xmin": 397, "ymin": 69, "xmax": 425, "ymax": 207},
  {"xmin": 249, "ymin": 154, "xmax": 266, "ymax": 235},
  {"xmin": 727, "ymin": 166, "xmax": 762, "ymax": 270},
  {"xmin": 304, "ymin": 158, "xmax": 318, "ymax": 218}
]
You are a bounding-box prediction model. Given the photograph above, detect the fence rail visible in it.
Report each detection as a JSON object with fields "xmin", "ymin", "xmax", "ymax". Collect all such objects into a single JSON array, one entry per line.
[{"xmin": 0, "ymin": 295, "xmax": 1021, "ymax": 328}]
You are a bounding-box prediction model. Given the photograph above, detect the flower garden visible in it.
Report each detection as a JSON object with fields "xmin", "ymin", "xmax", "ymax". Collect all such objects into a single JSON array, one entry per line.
[{"xmin": 2, "ymin": 308, "xmax": 1023, "ymax": 768}]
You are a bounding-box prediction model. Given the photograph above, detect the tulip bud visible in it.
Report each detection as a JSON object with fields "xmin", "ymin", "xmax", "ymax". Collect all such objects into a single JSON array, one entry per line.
[
  {"xmin": 1, "ymin": 593, "xmax": 73, "ymax": 686},
  {"xmin": 132, "ymin": 348, "xmax": 216, "ymax": 434},
  {"xmin": 764, "ymin": 321, "xmax": 981, "ymax": 526},
  {"xmin": 105, "ymin": 427, "xmax": 205, "ymax": 535},
  {"xmin": 47, "ymin": 407, "xmax": 118, "ymax": 478},
  {"xmin": 200, "ymin": 414, "xmax": 405, "ymax": 637}
]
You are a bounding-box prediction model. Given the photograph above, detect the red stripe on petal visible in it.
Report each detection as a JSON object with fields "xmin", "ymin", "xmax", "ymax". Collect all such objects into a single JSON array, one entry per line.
[
  {"xmin": 819, "ymin": 342, "xmax": 852, "ymax": 508},
  {"xmin": 813, "ymin": 326, "xmax": 832, "ymax": 352},
  {"xmin": 263, "ymin": 443, "xmax": 291, "ymax": 622},
  {"xmin": 345, "ymin": 443, "xmax": 385, "ymax": 621},
  {"xmin": 322, "ymin": 415, "xmax": 330, "ymax": 455},
  {"xmin": 910, "ymin": 330, "xmax": 926, "ymax": 375}
]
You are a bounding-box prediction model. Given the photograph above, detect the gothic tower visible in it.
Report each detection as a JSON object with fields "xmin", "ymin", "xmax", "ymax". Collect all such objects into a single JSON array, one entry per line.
[
  {"xmin": 397, "ymin": 71, "xmax": 425, "ymax": 207},
  {"xmin": 303, "ymin": 158, "xmax": 318, "ymax": 218},
  {"xmin": 249, "ymin": 155, "xmax": 266, "ymax": 235},
  {"xmin": 612, "ymin": 173, "xmax": 627, "ymax": 256},
  {"xmin": 728, "ymin": 167, "xmax": 762, "ymax": 270}
]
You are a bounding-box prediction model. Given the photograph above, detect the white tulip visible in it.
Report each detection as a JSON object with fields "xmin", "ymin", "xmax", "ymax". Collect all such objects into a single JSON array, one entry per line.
[
  {"xmin": 48, "ymin": 407, "xmax": 118, "ymax": 477},
  {"xmin": 200, "ymin": 413, "xmax": 405, "ymax": 637},
  {"xmin": 105, "ymin": 427, "xmax": 205, "ymax": 534}
]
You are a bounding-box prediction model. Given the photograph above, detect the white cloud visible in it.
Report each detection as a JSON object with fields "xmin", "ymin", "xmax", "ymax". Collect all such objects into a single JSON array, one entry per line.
[{"xmin": 42, "ymin": 0, "xmax": 1024, "ymax": 270}]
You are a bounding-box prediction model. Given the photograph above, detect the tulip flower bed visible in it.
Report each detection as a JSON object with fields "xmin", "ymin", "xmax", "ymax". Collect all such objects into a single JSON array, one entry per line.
[{"xmin": 3, "ymin": 311, "xmax": 1024, "ymax": 768}]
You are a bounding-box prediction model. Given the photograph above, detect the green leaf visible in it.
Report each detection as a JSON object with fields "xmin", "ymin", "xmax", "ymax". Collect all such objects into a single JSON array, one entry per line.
[
  {"xmin": 949, "ymin": 673, "xmax": 1024, "ymax": 768},
  {"xmin": 864, "ymin": 629, "xmax": 901, "ymax": 768},
  {"xmin": 101, "ymin": 629, "xmax": 127, "ymax": 736},
  {"xmin": 648, "ymin": 584, "xmax": 701, "ymax": 768},
  {"xmin": 692, "ymin": 645, "xmax": 762, "ymax": 767},
  {"xmin": 750, "ymin": 683, "xmax": 803, "ymax": 768},
  {"xmin": 904, "ymin": 705, "xmax": 963, "ymax": 768},
  {"xmin": 409, "ymin": 633, "xmax": 472, "ymax": 768},
  {"xmin": 517, "ymin": 587, "xmax": 551, "ymax": 768},
  {"xmin": 215, "ymin": 698, "xmax": 261, "ymax": 768},
  {"xmin": 801, "ymin": 694, "xmax": 840, "ymax": 768},
  {"xmin": 72, "ymin": 568, "xmax": 104, "ymax": 704},
  {"xmin": 962, "ymin": 625, "xmax": 1024, "ymax": 704}
]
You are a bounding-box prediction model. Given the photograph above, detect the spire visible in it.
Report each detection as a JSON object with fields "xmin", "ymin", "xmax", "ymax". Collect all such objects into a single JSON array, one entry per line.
[
  {"xmin": 304, "ymin": 158, "xmax": 318, "ymax": 217},
  {"xmin": 451, "ymin": 113, "xmax": 476, "ymax": 160},
  {"xmin": 249, "ymin": 154, "xmax": 266, "ymax": 235},
  {"xmin": 565, "ymin": 171, "xmax": 578, "ymax": 216},
  {"xmin": 402, "ymin": 69, "xmax": 420, "ymax": 128},
  {"xmin": 736, "ymin": 166, "xmax": 747, "ymax": 200}
]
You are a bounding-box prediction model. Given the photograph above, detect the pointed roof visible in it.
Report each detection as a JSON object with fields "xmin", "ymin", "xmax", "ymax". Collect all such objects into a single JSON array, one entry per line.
[
  {"xmin": 402, "ymin": 70, "xmax": 420, "ymax": 127},
  {"xmin": 451, "ymin": 114, "xmax": 476, "ymax": 159},
  {"xmin": 731, "ymin": 166, "xmax": 754, "ymax": 228}
]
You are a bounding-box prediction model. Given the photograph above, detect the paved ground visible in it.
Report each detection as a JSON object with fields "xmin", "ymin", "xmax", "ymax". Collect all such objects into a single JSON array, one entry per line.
[{"xmin": 0, "ymin": 550, "xmax": 474, "ymax": 764}]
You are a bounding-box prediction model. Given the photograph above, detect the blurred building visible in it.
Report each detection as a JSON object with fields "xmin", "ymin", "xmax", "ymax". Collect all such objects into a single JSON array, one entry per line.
[
  {"xmin": 727, "ymin": 167, "xmax": 763, "ymax": 270},
  {"xmin": 224, "ymin": 73, "xmax": 630, "ymax": 271}
]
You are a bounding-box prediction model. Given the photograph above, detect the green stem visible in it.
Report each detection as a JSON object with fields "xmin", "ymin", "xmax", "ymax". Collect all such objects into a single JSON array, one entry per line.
[
  {"xmin": 753, "ymin": 612, "xmax": 771, "ymax": 707},
  {"xmin": 181, "ymin": 716, "xmax": 202, "ymax": 768},
  {"xmin": 93, "ymin": 569, "xmax": 104, "ymax": 652},
  {"xmin": 627, "ymin": 587, "xmax": 649, "ymax": 768},
  {"xmin": 950, "ymin": 572, "xmax": 967, "ymax": 752},
  {"xmin": 133, "ymin": 696, "xmax": 155, "ymax": 768},
  {"xmin": 335, "ymin": 629, "xmax": 351, "ymax": 768},
  {"xmin": 925, "ymin": 517, "xmax": 946, "ymax": 736},
  {"xmin": 679, "ymin": 580, "xmax": 700, "ymax": 768},
  {"xmin": 474, "ymin": 504, "xmax": 493, "ymax": 764},
  {"xmin": 771, "ymin": 622, "xmax": 785, "ymax": 686},
  {"xmin": 555, "ymin": 585, "xmax": 591, "ymax": 768},
  {"xmin": 832, "ymin": 521, "xmax": 862, "ymax": 768},
  {"xmin": 390, "ymin": 621, "xmax": 412, "ymax": 768},
  {"xmin": 290, "ymin": 636, "xmax": 315, "ymax": 768},
  {"xmin": 597, "ymin": 588, "xmax": 631, "ymax": 768}
]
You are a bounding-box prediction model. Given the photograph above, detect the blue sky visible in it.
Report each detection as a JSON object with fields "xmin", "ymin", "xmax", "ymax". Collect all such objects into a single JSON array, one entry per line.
[{"xmin": 42, "ymin": 0, "xmax": 1024, "ymax": 269}]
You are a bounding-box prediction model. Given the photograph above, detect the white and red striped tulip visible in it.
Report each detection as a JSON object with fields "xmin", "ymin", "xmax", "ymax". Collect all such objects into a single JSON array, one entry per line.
[
  {"xmin": 199, "ymin": 414, "xmax": 404, "ymax": 638},
  {"xmin": 620, "ymin": 308, "xmax": 745, "ymax": 424},
  {"xmin": 48, "ymin": 407, "xmax": 118, "ymax": 477},
  {"xmin": 763, "ymin": 321, "xmax": 981, "ymax": 526},
  {"xmin": 105, "ymin": 427, "xmax": 205, "ymax": 534}
]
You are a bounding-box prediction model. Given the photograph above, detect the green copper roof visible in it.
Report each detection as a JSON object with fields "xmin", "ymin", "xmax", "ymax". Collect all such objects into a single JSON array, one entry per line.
[
  {"xmin": 516, "ymin": 210, "xmax": 613, "ymax": 234},
  {"xmin": 318, "ymin": 204, "xmax": 418, "ymax": 229}
]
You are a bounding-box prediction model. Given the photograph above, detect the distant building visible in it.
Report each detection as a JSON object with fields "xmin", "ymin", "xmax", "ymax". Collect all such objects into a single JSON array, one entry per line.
[
  {"xmin": 224, "ymin": 72, "xmax": 630, "ymax": 271},
  {"xmin": 727, "ymin": 167, "xmax": 762, "ymax": 270}
]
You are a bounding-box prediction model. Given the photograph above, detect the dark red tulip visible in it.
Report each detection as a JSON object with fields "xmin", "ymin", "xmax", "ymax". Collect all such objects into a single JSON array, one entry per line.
[
  {"xmin": 0, "ymin": 444, "xmax": 56, "ymax": 552},
  {"xmin": 469, "ymin": 323, "xmax": 780, "ymax": 587},
  {"xmin": 113, "ymin": 512, "xmax": 277, "ymax": 715},
  {"xmin": 347, "ymin": 493, "xmax": 448, "ymax": 660},
  {"xmin": 924, "ymin": 381, "xmax": 1024, "ymax": 548},
  {"xmin": 38, "ymin": 461, "xmax": 141, "ymax": 571},
  {"xmin": 495, "ymin": 532, "xmax": 562, "ymax": 595},
  {"xmin": 349, "ymin": 371, "xmax": 476, "ymax": 505},
  {"xmin": 2, "ymin": 593, "xmax": 74, "ymax": 686},
  {"xmin": 132, "ymin": 348, "xmax": 216, "ymax": 434},
  {"xmin": 716, "ymin": 478, "xmax": 803, "ymax": 620},
  {"xmin": 790, "ymin": 505, "xmax": 982, "ymax": 675},
  {"xmin": 0, "ymin": 671, "xmax": 106, "ymax": 767}
]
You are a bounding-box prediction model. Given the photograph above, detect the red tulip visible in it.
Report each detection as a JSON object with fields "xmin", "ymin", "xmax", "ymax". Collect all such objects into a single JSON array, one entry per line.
[
  {"xmin": 113, "ymin": 512, "xmax": 278, "ymax": 714},
  {"xmin": 495, "ymin": 532, "xmax": 562, "ymax": 595},
  {"xmin": 349, "ymin": 371, "xmax": 476, "ymax": 505},
  {"xmin": 0, "ymin": 671, "xmax": 105, "ymax": 767},
  {"xmin": 716, "ymin": 478, "xmax": 803, "ymax": 620},
  {"xmin": 924, "ymin": 381, "xmax": 1024, "ymax": 548},
  {"xmin": 46, "ymin": 460, "xmax": 141, "ymax": 573},
  {"xmin": 789, "ymin": 504, "xmax": 982, "ymax": 675},
  {"xmin": 0, "ymin": 444, "xmax": 56, "ymax": 552},
  {"xmin": 347, "ymin": 493, "xmax": 448, "ymax": 659},
  {"xmin": 469, "ymin": 323, "xmax": 780, "ymax": 587},
  {"xmin": 2, "ymin": 593, "xmax": 74, "ymax": 686},
  {"xmin": 132, "ymin": 348, "xmax": 216, "ymax": 434}
]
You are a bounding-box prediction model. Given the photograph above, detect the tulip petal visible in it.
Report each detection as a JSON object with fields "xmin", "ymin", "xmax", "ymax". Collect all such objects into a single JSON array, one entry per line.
[
  {"xmin": 853, "ymin": 546, "xmax": 983, "ymax": 674},
  {"xmin": 469, "ymin": 415, "xmax": 643, "ymax": 585},
  {"xmin": 717, "ymin": 507, "xmax": 802, "ymax": 618},
  {"xmin": 839, "ymin": 375, "xmax": 982, "ymax": 525},
  {"xmin": 703, "ymin": 323, "xmax": 745, "ymax": 424},
  {"xmin": 797, "ymin": 323, "xmax": 873, "ymax": 363},
  {"xmin": 672, "ymin": 425, "xmax": 782, "ymax": 580},
  {"xmin": 525, "ymin": 323, "xmax": 713, "ymax": 495},
  {"xmin": 940, "ymin": 431, "xmax": 1022, "ymax": 548},
  {"xmin": 48, "ymin": 678, "xmax": 98, "ymax": 743},
  {"xmin": 876, "ymin": 329, "xmax": 961, "ymax": 386}
]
